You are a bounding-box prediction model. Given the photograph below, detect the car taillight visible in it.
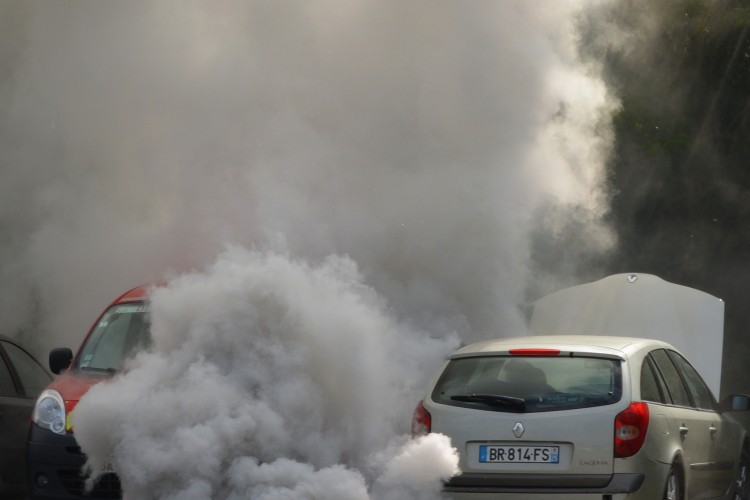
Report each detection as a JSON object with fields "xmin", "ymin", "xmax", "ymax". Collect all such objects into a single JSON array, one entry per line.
[
  {"xmin": 411, "ymin": 400, "xmax": 431, "ymax": 437},
  {"xmin": 614, "ymin": 402, "xmax": 649, "ymax": 458}
]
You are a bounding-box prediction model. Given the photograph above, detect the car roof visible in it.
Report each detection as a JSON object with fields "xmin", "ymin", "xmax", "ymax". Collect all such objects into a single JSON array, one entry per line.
[
  {"xmin": 0, "ymin": 334, "xmax": 46, "ymax": 364},
  {"xmin": 451, "ymin": 335, "xmax": 676, "ymax": 360},
  {"xmin": 111, "ymin": 284, "xmax": 154, "ymax": 304},
  {"xmin": 0, "ymin": 333, "xmax": 25, "ymax": 344}
]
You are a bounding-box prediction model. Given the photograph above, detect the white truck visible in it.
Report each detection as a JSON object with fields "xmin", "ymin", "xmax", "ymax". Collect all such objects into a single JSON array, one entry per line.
[{"xmin": 530, "ymin": 272, "xmax": 725, "ymax": 397}]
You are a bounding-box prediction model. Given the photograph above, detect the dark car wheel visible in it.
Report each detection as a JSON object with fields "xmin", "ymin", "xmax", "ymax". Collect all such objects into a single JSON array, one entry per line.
[
  {"xmin": 734, "ymin": 445, "xmax": 750, "ymax": 500},
  {"xmin": 664, "ymin": 465, "xmax": 683, "ymax": 500}
]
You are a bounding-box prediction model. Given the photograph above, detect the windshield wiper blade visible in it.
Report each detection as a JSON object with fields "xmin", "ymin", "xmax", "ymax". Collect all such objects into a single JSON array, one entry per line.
[
  {"xmin": 79, "ymin": 366, "xmax": 118, "ymax": 374},
  {"xmin": 451, "ymin": 393, "xmax": 526, "ymax": 411}
]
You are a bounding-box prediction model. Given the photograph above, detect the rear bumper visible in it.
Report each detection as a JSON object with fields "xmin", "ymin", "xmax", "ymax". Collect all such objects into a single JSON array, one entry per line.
[
  {"xmin": 27, "ymin": 424, "xmax": 121, "ymax": 500},
  {"xmin": 444, "ymin": 472, "xmax": 644, "ymax": 495},
  {"xmin": 444, "ymin": 493, "xmax": 628, "ymax": 500}
]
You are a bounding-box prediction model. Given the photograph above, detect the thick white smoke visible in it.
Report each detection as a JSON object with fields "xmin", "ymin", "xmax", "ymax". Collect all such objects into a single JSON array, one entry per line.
[
  {"xmin": 1, "ymin": 0, "xmax": 616, "ymax": 352},
  {"xmin": 73, "ymin": 248, "xmax": 459, "ymax": 499},
  {"xmin": 3, "ymin": 0, "xmax": 618, "ymax": 498}
]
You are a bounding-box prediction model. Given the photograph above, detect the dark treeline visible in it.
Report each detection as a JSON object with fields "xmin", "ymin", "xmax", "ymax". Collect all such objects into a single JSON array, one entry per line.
[{"xmin": 577, "ymin": 0, "xmax": 750, "ymax": 395}]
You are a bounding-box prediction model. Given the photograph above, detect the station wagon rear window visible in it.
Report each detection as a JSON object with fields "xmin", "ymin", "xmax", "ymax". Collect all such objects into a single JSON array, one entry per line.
[{"xmin": 432, "ymin": 355, "xmax": 622, "ymax": 413}]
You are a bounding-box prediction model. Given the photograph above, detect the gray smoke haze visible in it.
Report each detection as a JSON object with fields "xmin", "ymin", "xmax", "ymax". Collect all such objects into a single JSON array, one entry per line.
[
  {"xmin": 1, "ymin": 0, "xmax": 616, "ymax": 351},
  {"xmin": 2, "ymin": 1, "xmax": 619, "ymax": 498}
]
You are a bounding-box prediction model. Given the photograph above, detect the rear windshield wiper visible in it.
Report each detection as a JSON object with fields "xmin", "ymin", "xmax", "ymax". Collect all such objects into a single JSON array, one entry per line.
[{"xmin": 450, "ymin": 393, "xmax": 526, "ymax": 411}]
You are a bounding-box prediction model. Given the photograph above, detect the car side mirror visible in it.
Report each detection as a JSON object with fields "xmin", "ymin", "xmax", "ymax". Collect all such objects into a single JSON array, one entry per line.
[
  {"xmin": 49, "ymin": 348, "xmax": 73, "ymax": 375},
  {"xmin": 719, "ymin": 394, "xmax": 750, "ymax": 412}
]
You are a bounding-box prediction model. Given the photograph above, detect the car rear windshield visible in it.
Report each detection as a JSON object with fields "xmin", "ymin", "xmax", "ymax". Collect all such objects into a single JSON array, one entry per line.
[
  {"xmin": 75, "ymin": 302, "xmax": 152, "ymax": 373},
  {"xmin": 432, "ymin": 355, "xmax": 622, "ymax": 413}
]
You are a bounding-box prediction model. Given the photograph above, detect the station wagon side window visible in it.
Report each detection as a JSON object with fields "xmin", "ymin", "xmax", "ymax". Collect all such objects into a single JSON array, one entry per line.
[
  {"xmin": 666, "ymin": 350, "xmax": 715, "ymax": 410},
  {"xmin": 640, "ymin": 356, "xmax": 667, "ymax": 403},
  {"xmin": 649, "ymin": 349, "xmax": 692, "ymax": 407}
]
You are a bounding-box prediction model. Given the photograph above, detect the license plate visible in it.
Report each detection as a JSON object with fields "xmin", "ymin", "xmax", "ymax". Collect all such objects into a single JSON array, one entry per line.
[{"xmin": 479, "ymin": 445, "xmax": 559, "ymax": 463}]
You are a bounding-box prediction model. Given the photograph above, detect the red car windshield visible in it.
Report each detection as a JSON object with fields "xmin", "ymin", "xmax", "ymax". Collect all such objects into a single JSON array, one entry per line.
[{"xmin": 75, "ymin": 302, "xmax": 152, "ymax": 373}]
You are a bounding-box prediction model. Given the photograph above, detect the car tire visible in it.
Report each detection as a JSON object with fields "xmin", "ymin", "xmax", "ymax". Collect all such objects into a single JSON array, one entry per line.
[
  {"xmin": 734, "ymin": 444, "xmax": 750, "ymax": 500},
  {"xmin": 663, "ymin": 464, "xmax": 683, "ymax": 500}
]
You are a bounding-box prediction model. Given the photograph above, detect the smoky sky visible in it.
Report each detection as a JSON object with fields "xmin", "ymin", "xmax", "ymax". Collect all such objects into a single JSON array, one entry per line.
[
  {"xmin": 1, "ymin": 0, "xmax": 616, "ymax": 352},
  {"xmin": 4, "ymin": 2, "xmax": 624, "ymax": 498}
]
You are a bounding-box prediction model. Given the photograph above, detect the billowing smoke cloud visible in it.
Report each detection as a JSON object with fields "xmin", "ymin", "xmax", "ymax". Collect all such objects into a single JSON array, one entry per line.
[
  {"xmin": 3, "ymin": 0, "xmax": 618, "ymax": 497},
  {"xmin": 1, "ymin": 0, "xmax": 616, "ymax": 353},
  {"xmin": 73, "ymin": 248, "xmax": 460, "ymax": 499}
]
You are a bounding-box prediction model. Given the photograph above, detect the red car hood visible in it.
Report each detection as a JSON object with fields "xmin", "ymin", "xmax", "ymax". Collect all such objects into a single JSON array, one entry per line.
[
  {"xmin": 48, "ymin": 369, "xmax": 110, "ymax": 402},
  {"xmin": 47, "ymin": 369, "xmax": 112, "ymax": 433}
]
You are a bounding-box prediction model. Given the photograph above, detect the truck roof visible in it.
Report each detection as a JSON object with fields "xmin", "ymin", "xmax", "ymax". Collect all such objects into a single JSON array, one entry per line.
[{"xmin": 530, "ymin": 273, "xmax": 724, "ymax": 396}]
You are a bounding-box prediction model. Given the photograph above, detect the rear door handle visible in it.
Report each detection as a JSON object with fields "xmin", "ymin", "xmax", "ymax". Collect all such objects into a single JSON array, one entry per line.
[
  {"xmin": 709, "ymin": 425, "xmax": 718, "ymax": 438},
  {"xmin": 679, "ymin": 425, "xmax": 689, "ymax": 436}
]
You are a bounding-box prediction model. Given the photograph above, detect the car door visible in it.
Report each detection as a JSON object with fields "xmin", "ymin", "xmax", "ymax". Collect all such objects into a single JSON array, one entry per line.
[
  {"xmin": 648, "ymin": 349, "xmax": 722, "ymax": 500},
  {"xmin": 666, "ymin": 350, "xmax": 732, "ymax": 498},
  {"xmin": 0, "ymin": 340, "xmax": 51, "ymax": 491},
  {"xmin": 0, "ymin": 346, "xmax": 31, "ymax": 490}
]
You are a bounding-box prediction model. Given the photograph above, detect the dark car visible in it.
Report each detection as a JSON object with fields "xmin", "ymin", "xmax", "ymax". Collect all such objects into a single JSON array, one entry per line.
[
  {"xmin": 27, "ymin": 285, "xmax": 151, "ymax": 500},
  {"xmin": 0, "ymin": 334, "xmax": 52, "ymax": 499}
]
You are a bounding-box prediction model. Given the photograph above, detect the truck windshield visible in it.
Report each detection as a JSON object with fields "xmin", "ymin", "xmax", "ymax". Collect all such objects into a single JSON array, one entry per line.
[
  {"xmin": 76, "ymin": 302, "xmax": 151, "ymax": 372},
  {"xmin": 432, "ymin": 355, "xmax": 622, "ymax": 413}
]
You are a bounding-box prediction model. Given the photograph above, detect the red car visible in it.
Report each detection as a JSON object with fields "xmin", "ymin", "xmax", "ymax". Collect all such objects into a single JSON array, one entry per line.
[{"xmin": 27, "ymin": 285, "xmax": 152, "ymax": 500}]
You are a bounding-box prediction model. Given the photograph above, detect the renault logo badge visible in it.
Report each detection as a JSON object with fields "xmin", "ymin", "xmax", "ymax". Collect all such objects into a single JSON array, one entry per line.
[{"xmin": 512, "ymin": 422, "xmax": 525, "ymax": 438}]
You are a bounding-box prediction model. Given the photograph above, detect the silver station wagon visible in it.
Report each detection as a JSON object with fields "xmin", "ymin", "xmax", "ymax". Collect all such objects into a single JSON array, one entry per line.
[{"xmin": 413, "ymin": 335, "xmax": 750, "ymax": 500}]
